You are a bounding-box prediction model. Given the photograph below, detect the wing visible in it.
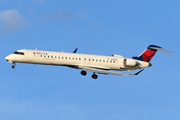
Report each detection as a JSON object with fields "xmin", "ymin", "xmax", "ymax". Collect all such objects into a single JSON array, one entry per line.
[{"xmin": 82, "ymin": 66, "xmax": 144, "ymax": 76}]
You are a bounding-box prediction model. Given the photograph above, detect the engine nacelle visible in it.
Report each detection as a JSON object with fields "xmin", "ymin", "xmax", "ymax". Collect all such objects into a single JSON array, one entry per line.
[{"xmin": 123, "ymin": 58, "xmax": 139, "ymax": 66}]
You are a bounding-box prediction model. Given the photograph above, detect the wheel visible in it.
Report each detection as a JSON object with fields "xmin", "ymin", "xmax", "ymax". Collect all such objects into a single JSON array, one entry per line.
[
  {"xmin": 12, "ymin": 65, "xmax": 15, "ymax": 69},
  {"xmin": 92, "ymin": 74, "xmax": 98, "ymax": 79},
  {"xmin": 81, "ymin": 70, "xmax": 87, "ymax": 76}
]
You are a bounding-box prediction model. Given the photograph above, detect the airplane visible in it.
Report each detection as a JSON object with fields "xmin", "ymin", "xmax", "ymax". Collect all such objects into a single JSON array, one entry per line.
[{"xmin": 5, "ymin": 45, "xmax": 175, "ymax": 79}]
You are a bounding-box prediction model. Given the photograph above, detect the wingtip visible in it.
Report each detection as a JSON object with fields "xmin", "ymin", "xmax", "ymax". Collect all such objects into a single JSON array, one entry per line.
[
  {"xmin": 171, "ymin": 52, "xmax": 176, "ymax": 54},
  {"xmin": 134, "ymin": 69, "xmax": 144, "ymax": 75}
]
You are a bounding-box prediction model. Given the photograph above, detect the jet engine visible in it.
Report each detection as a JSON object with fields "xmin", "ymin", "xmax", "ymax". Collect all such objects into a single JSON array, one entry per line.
[{"xmin": 123, "ymin": 58, "xmax": 140, "ymax": 66}]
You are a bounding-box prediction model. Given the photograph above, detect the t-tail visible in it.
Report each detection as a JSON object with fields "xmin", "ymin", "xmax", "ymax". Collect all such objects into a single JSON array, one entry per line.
[{"xmin": 132, "ymin": 45, "xmax": 175, "ymax": 62}]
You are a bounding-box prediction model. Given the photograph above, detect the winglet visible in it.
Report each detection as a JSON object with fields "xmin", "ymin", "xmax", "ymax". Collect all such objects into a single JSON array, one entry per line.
[
  {"xmin": 133, "ymin": 69, "xmax": 144, "ymax": 75},
  {"xmin": 73, "ymin": 48, "xmax": 78, "ymax": 53}
]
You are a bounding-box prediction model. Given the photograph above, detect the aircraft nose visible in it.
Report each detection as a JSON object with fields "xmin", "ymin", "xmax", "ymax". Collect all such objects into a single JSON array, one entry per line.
[
  {"xmin": 149, "ymin": 63, "xmax": 152, "ymax": 67},
  {"xmin": 5, "ymin": 56, "xmax": 9, "ymax": 60},
  {"xmin": 5, "ymin": 56, "xmax": 10, "ymax": 61},
  {"xmin": 5, "ymin": 55, "xmax": 13, "ymax": 62}
]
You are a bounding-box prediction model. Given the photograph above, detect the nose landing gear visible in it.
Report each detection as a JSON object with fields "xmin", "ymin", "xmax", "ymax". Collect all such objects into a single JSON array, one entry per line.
[{"xmin": 12, "ymin": 62, "xmax": 16, "ymax": 69}]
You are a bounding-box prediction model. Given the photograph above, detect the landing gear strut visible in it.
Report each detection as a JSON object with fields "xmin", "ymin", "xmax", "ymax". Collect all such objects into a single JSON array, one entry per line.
[
  {"xmin": 81, "ymin": 70, "xmax": 87, "ymax": 76},
  {"xmin": 92, "ymin": 73, "xmax": 98, "ymax": 79},
  {"xmin": 12, "ymin": 62, "xmax": 16, "ymax": 69},
  {"xmin": 81, "ymin": 71, "xmax": 98, "ymax": 79}
]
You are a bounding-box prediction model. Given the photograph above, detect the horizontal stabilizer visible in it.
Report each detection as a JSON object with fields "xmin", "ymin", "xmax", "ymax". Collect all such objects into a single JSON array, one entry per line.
[{"xmin": 149, "ymin": 47, "xmax": 176, "ymax": 54}]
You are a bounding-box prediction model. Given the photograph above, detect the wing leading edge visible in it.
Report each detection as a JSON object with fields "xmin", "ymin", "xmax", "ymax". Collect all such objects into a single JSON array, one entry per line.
[{"xmin": 82, "ymin": 66, "xmax": 144, "ymax": 76}]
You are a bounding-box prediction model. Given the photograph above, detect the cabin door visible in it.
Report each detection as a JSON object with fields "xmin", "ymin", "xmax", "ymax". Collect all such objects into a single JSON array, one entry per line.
[{"xmin": 26, "ymin": 51, "xmax": 32, "ymax": 61}]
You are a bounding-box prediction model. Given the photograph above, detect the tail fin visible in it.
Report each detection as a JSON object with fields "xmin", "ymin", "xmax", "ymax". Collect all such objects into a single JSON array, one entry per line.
[{"xmin": 132, "ymin": 45, "xmax": 175, "ymax": 62}]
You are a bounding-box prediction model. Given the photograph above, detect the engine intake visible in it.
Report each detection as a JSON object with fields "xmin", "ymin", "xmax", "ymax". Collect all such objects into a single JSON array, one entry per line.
[{"xmin": 123, "ymin": 58, "xmax": 140, "ymax": 66}]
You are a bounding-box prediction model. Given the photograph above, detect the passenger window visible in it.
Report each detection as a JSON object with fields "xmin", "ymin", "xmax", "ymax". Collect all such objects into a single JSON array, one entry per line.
[
  {"xmin": 103, "ymin": 60, "xmax": 105, "ymax": 62},
  {"xmin": 79, "ymin": 58, "xmax": 81, "ymax": 60},
  {"xmin": 84, "ymin": 58, "xmax": 86, "ymax": 61},
  {"xmin": 62, "ymin": 57, "xmax": 64, "ymax": 59},
  {"xmin": 66, "ymin": 57, "xmax": 67, "ymax": 59},
  {"xmin": 96, "ymin": 60, "xmax": 98, "ymax": 62},
  {"xmin": 58, "ymin": 57, "xmax": 60, "ymax": 59},
  {"xmin": 51, "ymin": 56, "xmax": 53, "ymax": 58}
]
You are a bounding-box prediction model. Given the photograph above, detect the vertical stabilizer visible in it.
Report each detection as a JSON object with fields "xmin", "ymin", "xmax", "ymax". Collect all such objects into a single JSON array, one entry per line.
[{"xmin": 132, "ymin": 45, "xmax": 161, "ymax": 62}]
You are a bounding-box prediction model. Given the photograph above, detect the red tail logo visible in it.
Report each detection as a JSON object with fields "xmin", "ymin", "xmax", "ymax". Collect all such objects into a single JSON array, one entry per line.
[{"xmin": 132, "ymin": 45, "xmax": 161, "ymax": 62}]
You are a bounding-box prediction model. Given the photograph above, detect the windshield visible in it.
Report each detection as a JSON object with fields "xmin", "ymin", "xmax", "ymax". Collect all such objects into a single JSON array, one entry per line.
[{"xmin": 13, "ymin": 51, "xmax": 25, "ymax": 55}]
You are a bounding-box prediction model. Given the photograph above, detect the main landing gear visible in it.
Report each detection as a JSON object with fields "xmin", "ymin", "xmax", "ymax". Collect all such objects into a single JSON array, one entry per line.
[
  {"xmin": 92, "ymin": 73, "xmax": 98, "ymax": 79},
  {"xmin": 81, "ymin": 70, "xmax": 87, "ymax": 76},
  {"xmin": 12, "ymin": 62, "xmax": 16, "ymax": 69},
  {"xmin": 80, "ymin": 70, "xmax": 98, "ymax": 79}
]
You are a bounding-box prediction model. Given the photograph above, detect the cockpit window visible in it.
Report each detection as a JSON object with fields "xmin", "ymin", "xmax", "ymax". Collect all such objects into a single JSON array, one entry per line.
[{"xmin": 13, "ymin": 51, "xmax": 25, "ymax": 55}]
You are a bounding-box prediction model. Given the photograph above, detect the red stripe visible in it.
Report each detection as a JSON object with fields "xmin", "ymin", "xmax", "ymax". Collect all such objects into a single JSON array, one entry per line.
[{"xmin": 142, "ymin": 50, "xmax": 156, "ymax": 62}]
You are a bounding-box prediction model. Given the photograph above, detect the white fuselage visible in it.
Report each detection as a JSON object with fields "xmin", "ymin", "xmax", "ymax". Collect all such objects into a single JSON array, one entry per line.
[{"xmin": 5, "ymin": 49, "xmax": 150, "ymax": 71}]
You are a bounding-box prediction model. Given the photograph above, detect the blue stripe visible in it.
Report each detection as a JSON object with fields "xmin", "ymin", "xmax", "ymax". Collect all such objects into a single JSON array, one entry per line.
[
  {"xmin": 147, "ymin": 45, "xmax": 162, "ymax": 50},
  {"xmin": 132, "ymin": 56, "xmax": 143, "ymax": 61},
  {"xmin": 147, "ymin": 53, "xmax": 155, "ymax": 62},
  {"xmin": 67, "ymin": 65, "xmax": 79, "ymax": 68}
]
